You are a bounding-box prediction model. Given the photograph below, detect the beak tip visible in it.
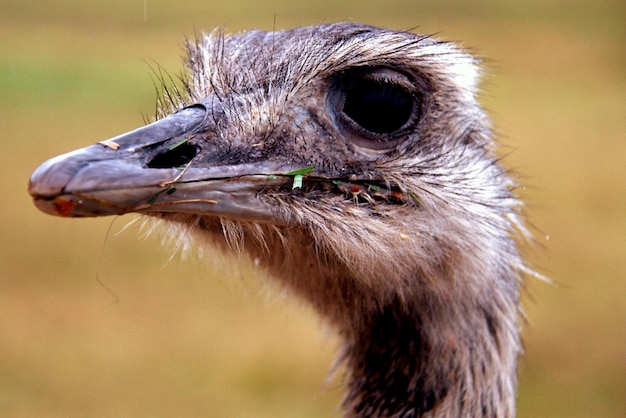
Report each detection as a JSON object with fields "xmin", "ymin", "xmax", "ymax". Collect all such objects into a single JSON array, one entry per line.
[
  {"xmin": 28, "ymin": 147, "xmax": 94, "ymax": 199},
  {"xmin": 28, "ymin": 167, "xmax": 64, "ymax": 199}
]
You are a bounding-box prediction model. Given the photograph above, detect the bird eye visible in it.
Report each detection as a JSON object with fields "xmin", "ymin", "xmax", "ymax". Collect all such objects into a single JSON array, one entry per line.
[
  {"xmin": 331, "ymin": 68, "xmax": 419, "ymax": 150},
  {"xmin": 343, "ymin": 79, "xmax": 414, "ymax": 134}
]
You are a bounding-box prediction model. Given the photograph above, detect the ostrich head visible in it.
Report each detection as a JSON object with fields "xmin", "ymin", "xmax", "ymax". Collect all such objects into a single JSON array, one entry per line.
[{"xmin": 29, "ymin": 23, "xmax": 529, "ymax": 417}]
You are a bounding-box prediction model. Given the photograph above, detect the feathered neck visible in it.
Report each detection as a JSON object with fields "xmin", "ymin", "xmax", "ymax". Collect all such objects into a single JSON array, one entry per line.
[{"xmin": 161, "ymin": 216, "xmax": 522, "ymax": 417}]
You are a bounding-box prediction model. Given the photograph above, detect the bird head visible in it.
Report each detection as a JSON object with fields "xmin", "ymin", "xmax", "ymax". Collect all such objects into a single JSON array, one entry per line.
[{"xmin": 29, "ymin": 23, "xmax": 523, "ymax": 308}]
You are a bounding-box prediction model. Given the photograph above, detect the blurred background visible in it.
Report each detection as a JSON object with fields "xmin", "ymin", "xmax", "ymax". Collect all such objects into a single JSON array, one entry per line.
[{"xmin": 1, "ymin": 0, "xmax": 624, "ymax": 416}]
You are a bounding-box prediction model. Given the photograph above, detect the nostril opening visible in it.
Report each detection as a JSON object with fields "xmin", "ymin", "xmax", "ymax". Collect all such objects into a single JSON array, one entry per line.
[{"xmin": 147, "ymin": 143, "xmax": 198, "ymax": 168}]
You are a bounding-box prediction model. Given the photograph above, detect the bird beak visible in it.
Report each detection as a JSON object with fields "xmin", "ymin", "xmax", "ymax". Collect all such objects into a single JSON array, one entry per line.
[{"xmin": 28, "ymin": 99, "xmax": 293, "ymax": 222}]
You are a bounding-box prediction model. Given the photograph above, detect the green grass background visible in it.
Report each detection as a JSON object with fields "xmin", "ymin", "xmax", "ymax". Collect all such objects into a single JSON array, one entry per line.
[{"xmin": 1, "ymin": 0, "xmax": 624, "ymax": 416}]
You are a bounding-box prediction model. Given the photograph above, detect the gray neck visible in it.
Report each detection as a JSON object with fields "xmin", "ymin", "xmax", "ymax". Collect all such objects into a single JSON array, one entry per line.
[{"xmin": 341, "ymin": 291, "xmax": 519, "ymax": 418}]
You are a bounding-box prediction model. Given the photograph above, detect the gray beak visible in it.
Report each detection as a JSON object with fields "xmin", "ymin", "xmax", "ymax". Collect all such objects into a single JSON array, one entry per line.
[{"xmin": 28, "ymin": 99, "xmax": 292, "ymax": 222}]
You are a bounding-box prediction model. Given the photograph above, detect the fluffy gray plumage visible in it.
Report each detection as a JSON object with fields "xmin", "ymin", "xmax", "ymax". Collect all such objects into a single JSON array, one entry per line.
[{"xmin": 30, "ymin": 23, "xmax": 533, "ymax": 417}]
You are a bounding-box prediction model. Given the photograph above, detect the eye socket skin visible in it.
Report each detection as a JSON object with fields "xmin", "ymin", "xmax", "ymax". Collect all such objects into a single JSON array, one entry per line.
[{"xmin": 329, "ymin": 68, "xmax": 421, "ymax": 150}]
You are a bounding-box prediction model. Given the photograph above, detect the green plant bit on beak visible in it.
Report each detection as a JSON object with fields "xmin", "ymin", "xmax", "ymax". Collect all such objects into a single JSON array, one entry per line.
[
  {"xmin": 148, "ymin": 186, "xmax": 177, "ymax": 205},
  {"xmin": 285, "ymin": 166, "xmax": 315, "ymax": 176},
  {"xmin": 408, "ymin": 191, "xmax": 420, "ymax": 205},
  {"xmin": 167, "ymin": 137, "xmax": 189, "ymax": 151},
  {"xmin": 365, "ymin": 183, "xmax": 380, "ymax": 192},
  {"xmin": 285, "ymin": 165, "xmax": 315, "ymax": 190},
  {"xmin": 292, "ymin": 174, "xmax": 303, "ymax": 189}
]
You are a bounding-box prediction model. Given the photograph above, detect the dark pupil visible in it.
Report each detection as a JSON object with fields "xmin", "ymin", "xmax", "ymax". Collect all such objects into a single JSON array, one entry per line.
[{"xmin": 343, "ymin": 79, "xmax": 413, "ymax": 134}]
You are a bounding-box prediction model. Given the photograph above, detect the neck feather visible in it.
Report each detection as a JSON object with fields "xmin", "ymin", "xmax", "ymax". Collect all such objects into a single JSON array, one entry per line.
[
  {"xmin": 159, "ymin": 216, "xmax": 522, "ymax": 417},
  {"xmin": 341, "ymin": 289, "xmax": 519, "ymax": 418}
]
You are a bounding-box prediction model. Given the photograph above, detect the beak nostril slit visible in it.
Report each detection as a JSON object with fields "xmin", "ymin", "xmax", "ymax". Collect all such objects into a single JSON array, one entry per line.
[{"xmin": 147, "ymin": 143, "xmax": 198, "ymax": 168}]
